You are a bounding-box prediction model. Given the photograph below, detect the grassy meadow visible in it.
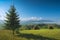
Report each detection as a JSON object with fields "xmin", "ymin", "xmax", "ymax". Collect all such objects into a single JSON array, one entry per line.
[
  {"xmin": 20, "ymin": 29, "xmax": 60, "ymax": 40},
  {"xmin": 0, "ymin": 29, "xmax": 60, "ymax": 40}
]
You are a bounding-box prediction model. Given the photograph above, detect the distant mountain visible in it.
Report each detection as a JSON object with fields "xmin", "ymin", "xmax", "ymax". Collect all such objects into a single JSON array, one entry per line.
[
  {"xmin": 0, "ymin": 19, "xmax": 58, "ymax": 29},
  {"xmin": 0, "ymin": 19, "xmax": 56, "ymax": 25},
  {"xmin": 20, "ymin": 19, "xmax": 55, "ymax": 25}
]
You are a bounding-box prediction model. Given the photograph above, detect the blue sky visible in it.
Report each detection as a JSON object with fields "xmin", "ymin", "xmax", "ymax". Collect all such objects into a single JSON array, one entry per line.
[{"xmin": 0, "ymin": 0, "xmax": 60, "ymax": 24}]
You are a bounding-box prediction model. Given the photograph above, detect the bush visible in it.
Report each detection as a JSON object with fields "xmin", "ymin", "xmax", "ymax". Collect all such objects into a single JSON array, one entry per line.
[
  {"xmin": 33, "ymin": 25, "xmax": 40, "ymax": 30},
  {"xmin": 49, "ymin": 26, "xmax": 54, "ymax": 29}
]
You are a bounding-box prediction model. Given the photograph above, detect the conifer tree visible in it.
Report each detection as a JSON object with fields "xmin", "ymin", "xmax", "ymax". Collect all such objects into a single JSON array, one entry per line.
[{"xmin": 4, "ymin": 5, "xmax": 20, "ymax": 35}]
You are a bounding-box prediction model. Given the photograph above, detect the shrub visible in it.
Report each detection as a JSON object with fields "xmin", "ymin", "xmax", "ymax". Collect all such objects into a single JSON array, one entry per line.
[{"xmin": 49, "ymin": 26, "xmax": 54, "ymax": 29}]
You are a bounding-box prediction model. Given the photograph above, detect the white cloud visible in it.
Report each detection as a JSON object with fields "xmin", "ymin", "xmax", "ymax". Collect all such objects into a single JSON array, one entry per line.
[
  {"xmin": 0, "ymin": 8, "xmax": 6, "ymax": 20},
  {"xmin": 20, "ymin": 17, "xmax": 42, "ymax": 21}
]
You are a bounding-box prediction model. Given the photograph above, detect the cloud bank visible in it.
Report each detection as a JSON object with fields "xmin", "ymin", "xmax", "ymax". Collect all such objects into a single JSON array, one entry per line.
[{"xmin": 20, "ymin": 17, "xmax": 42, "ymax": 21}]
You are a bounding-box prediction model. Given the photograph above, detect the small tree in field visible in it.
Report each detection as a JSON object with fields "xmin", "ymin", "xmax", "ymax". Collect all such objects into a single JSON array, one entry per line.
[{"xmin": 4, "ymin": 5, "xmax": 20, "ymax": 35}]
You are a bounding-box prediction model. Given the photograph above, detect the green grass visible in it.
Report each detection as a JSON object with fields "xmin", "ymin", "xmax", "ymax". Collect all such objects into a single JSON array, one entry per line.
[
  {"xmin": 20, "ymin": 29, "xmax": 60, "ymax": 40},
  {"xmin": 0, "ymin": 30, "xmax": 28, "ymax": 40},
  {"xmin": 0, "ymin": 29, "xmax": 60, "ymax": 40}
]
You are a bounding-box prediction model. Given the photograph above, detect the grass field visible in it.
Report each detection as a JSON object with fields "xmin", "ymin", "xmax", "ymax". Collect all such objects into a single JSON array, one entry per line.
[
  {"xmin": 20, "ymin": 29, "xmax": 60, "ymax": 40},
  {"xmin": 0, "ymin": 29, "xmax": 60, "ymax": 40}
]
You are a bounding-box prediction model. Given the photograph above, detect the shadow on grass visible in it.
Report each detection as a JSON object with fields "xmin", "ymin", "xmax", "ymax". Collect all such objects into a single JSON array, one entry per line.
[{"xmin": 16, "ymin": 33, "xmax": 57, "ymax": 40}]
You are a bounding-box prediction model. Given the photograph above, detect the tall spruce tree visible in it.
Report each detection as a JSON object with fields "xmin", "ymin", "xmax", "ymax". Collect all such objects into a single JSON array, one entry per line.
[{"xmin": 4, "ymin": 5, "xmax": 20, "ymax": 35}]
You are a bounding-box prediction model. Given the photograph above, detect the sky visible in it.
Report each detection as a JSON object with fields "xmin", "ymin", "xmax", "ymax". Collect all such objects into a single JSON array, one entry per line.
[{"xmin": 0, "ymin": 0, "xmax": 60, "ymax": 24}]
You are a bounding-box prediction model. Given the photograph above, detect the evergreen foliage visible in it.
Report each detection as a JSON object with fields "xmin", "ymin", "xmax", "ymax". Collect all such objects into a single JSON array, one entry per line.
[{"xmin": 4, "ymin": 5, "xmax": 20, "ymax": 34}]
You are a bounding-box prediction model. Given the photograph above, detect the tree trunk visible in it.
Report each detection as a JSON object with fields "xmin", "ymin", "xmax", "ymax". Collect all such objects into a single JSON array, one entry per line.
[
  {"xmin": 13, "ymin": 30, "xmax": 14, "ymax": 35},
  {"xmin": 13, "ymin": 30, "xmax": 14, "ymax": 40}
]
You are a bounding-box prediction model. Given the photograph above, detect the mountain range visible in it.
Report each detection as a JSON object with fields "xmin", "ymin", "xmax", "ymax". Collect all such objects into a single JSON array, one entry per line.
[
  {"xmin": 0, "ymin": 19, "xmax": 57, "ymax": 29},
  {"xmin": 0, "ymin": 19, "xmax": 56, "ymax": 25},
  {"xmin": 20, "ymin": 19, "xmax": 55, "ymax": 25}
]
